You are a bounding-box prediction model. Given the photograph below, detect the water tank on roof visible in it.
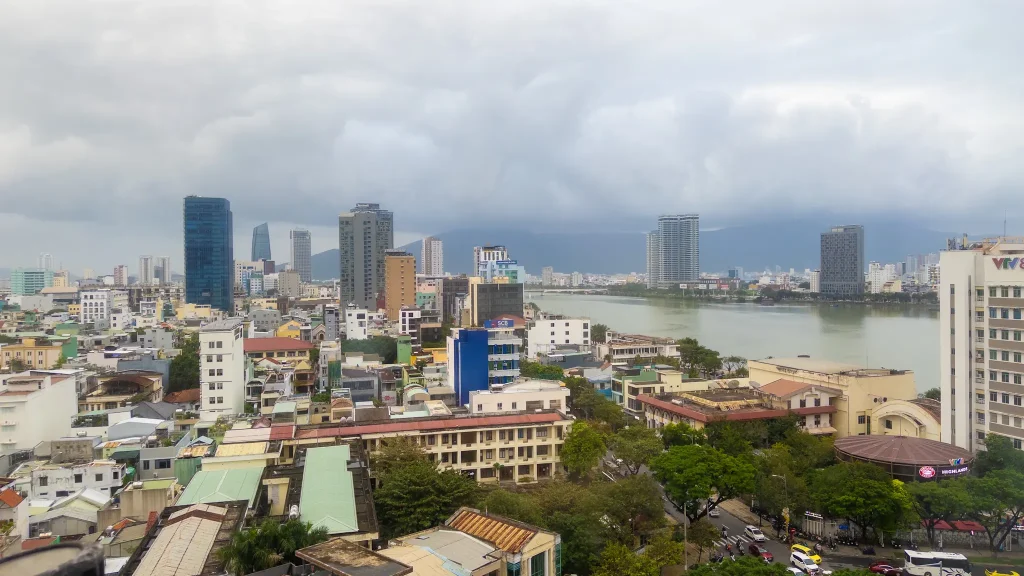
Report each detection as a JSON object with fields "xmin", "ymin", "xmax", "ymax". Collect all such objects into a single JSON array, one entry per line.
[{"xmin": 289, "ymin": 505, "xmax": 300, "ymax": 520}]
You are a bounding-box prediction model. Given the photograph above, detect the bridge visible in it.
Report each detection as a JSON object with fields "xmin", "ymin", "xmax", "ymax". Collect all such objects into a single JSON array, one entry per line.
[{"xmin": 524, "ymin": 288, "xmax": 610, "ymax": 294}]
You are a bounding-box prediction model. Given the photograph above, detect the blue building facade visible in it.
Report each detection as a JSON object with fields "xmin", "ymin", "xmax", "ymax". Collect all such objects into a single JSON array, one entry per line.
[
  {"xmin": 184, "ymin": 196, "xmax": 234, "ymax": 312},
  {"xmin": 449, "ymin": 326, "xmax": 521, "ymax": 406},
  {"xmin": 251, "ymin": 222, "xmax": 271, "ymax": 261}
]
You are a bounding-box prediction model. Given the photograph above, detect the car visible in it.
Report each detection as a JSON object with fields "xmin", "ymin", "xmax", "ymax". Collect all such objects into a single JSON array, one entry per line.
[
  {"xmin": 868, "ymin": 561, "xmax": 902, "ymax": 575},
  {"xmin": 708, "ymin": 505, "xmax": 720, "ymax": 518},
  {"xmin": 748, "ymin": 543, "xmax": 774, "ymax": 562},
  {"xmin": 791, "ymin": 543, "xmax": 822, "ymax": 564},
  {"xmin": 744, "ymin": 525, "xmax": 767, "ymax": 542},
  {"xmin": 985, "ymin": 571, "xmax": 1021, "ymax": 576},
  {"xmin": 791, "ymin": 551, "xmax": 821, "ymax": 574},
  {"xmin": 787, "ymin": 569, "xmax": 803, "ymax": 576}
]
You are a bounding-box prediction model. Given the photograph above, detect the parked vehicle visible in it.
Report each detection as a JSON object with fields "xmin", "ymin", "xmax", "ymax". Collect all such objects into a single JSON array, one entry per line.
[
  {"xmin": 791, "ymin": 544, "xmax": 822, "ymax": 564},
  {"xmin": 708, "ymin": 505, "xmax": 720, "ymax": 518},
  {"xmin": 748, "ymin": 543, "xmax": 773, "ymax": 562},
  {"xmin": 790, "ymin": 551, "xmax": 831, "ymax": 575},
  {"xmin": 744, "ymin": 525, "xmax": 767, "ymax": 542},
  {"xmin": 868, "ymin": 561, "xmax": 902, "ymax": 576}
]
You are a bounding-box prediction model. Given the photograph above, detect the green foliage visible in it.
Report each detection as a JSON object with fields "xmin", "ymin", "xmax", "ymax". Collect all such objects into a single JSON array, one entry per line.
[
  {"xmin": 53, "ymin": 353, "xmax": 67, "ymax": 369},
  {"xmin": 676, "ymin": 337, "xmax": 723, "ymax": 378},
  {"xmin": 308, "ymin": 347, "xmax": 319, "ymax": 368},
  {"xmin": 922, "ymin": 387, "xmax": 941, "ymax": 400},
  {"xmin": 168, "ymin": 332, "xmax": 200, "ymax": 392},
  {"xmin": 650, "ymin": 444, "xmax": 755, "ymax": 522},
  {"xmin": 341, "ymin": 336, "xmax": 397, "ymax": 363},
  {"xmin": 703, "ymin": 415, "xmax": 801, "ymax": 456},
  {"xmin": 478, "ymin": 489, "xmax": 544, "ymax": 526},
  {"xmin": 964, "ymin": 469, "xmax": 1024, "ymax": 552},
  {"xmin": 751, "ymin": 444, "xmax": 810, "ymax": 520},
  {"xmin": 562, "ymin": 421, "xmax": 606, "ymax": 478},
  {"xmin": 660, "ymin": 422, "xmax": 706, "ymax": 449},
  {"xmin": 974, "ymin": 434, "xmax": 1024, "ymax": 477},
  {"xmin": 217, "ymin": 519, "xmax": 329, "ymax": 576},
  {"xmin": 686, "ymin": 518, "xmax": 721, "ymax": 562},
  {"xmin": 907, "ymin": 478, "xmax": 970, "ymax": 547},
  {"xmin": 370, "ymin": 436, "xmax": 430, "ymax": 477},
  {"xmin": 782, "ymin": 430, "xmax": 835, "ymax": 470},
  {"xmin": 593, "ymin": 543, "xmax": 659, "ymax": 576},
  {"xmin": 609, "ymin": 426, "xmax": 663, "ymax": 475},
  {"xmin": 374, "ymin": 459, "xmax": 478, "ymax": 539},
  {"xmin": 686, "ymin": 555, "xmax": 793, "ymax": 575},
  {"xmin": 565, "ymin": 376, "xmax": 628, "ymax": 431},
  {"xmin": 0, "ymin": 335, "xmax": 16, "ymax": 344},
  {"xmin": 519, "ymin": 360, "xmax": 565, "ymax": 380},
  {"xmin": 591, "ymin": 323, "xmax": 609, "ymax": 343},
  {"xmin": 644, "ymin": 531, "xmax": 686, "ymax": 569},
  {"xmin": 809, "ymin": 462, "xmax": 916, "ymax": 540},
  {"xmin": 595, "ymin": 475, "xmax": 666, "ymax": 544},
  {"xmin": 8, "ymin": 358, "xmax": 26, "ymax": 373}
]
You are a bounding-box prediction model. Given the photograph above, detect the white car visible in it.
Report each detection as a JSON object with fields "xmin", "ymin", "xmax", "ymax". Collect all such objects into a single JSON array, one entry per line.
[
  {"xmin": 790, "ymin": 551, "xmax": 819, "ymax": 574},
  {"xmin": 708, "ymin": 505, "xmax": 720, "ymax": 518},
  {"xmin": 744, "ymin": 525, "xmax": 766, "ymax": 542}
]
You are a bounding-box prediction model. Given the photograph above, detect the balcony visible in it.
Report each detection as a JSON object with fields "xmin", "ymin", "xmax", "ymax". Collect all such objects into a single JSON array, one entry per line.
[
  {"xmin": 976, "ymin": 337, "xmax": 985, "ymax": 343},
  {"xmin": 975, "ymin": 377, "xmax": 985, "ymax": 384}
]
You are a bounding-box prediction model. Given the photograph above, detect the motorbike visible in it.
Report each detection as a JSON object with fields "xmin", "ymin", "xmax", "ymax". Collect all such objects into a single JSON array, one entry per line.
[{"xmin": 860, "ymin": 546, "xmax": 876, "ymax": 555}]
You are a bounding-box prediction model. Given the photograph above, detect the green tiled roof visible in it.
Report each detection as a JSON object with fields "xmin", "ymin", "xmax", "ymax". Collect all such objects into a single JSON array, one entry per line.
[
  {"xmin": 300, "ymin": 445, "xmax": 358, "ymax": 534},
  {"xmin": 176, "ymin": 465, "xmax": 264, "ymax": 507},
  {"xmin": 272, "ymin": 400, "xmax": 296, "ymax": 415}
]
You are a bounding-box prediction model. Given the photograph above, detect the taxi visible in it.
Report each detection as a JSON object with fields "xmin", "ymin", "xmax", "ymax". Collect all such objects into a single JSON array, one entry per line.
[{"xmin": 790, "ymin": 543, "xmax": 822, "ymax": 565}]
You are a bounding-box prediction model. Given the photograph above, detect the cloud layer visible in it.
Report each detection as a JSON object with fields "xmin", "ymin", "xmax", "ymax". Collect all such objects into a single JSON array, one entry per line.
[{"xmin": 1, "ymin": 0, "xmax": 1022, "ymax": 271}]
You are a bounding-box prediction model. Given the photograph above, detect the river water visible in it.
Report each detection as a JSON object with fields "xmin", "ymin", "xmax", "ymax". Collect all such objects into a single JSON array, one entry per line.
[{"xmin": 527, "ymin": 293, "xmax": 940, "ymax": 393}]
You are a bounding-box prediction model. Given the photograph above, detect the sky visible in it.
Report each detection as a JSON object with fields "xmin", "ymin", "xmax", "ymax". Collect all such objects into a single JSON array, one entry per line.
[{"xmin": 1, "ymin": 0, "xmax": 1023, "ymax": 274}]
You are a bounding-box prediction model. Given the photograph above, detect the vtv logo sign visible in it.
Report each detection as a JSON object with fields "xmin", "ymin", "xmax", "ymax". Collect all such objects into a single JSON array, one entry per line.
[{"xmin": 993, "ymin": 258, "xmax": 1022, "ymax": 270}]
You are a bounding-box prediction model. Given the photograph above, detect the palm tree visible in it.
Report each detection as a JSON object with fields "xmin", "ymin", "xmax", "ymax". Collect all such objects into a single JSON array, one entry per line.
[{"xmin": 217, "ymin": 519, "xmax": 329, "ymax": 575}]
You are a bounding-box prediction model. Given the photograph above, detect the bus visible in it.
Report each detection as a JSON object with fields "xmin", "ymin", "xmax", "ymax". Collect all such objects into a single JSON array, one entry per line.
[{"xmin": 902, "ymin": 550, "xmax": 972, "ymax": 575}]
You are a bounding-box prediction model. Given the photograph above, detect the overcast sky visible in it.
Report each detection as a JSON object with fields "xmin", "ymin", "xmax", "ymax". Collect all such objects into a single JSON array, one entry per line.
[{"xmin": 1, "ymin": 1, "xmax": 1022, "ymax": 273}]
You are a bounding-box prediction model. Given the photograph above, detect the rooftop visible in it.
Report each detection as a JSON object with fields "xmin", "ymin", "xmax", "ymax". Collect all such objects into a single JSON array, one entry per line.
[
  {"xmin": 446, "ymin": 507, "xmax": 541, "ymax": 554},
  {"xmin": 295, "ymin": 411, "xmax": 567, "ymax": 440},
  {"xmin": 639, "ymin": 389, "xmax": 836, "ymax": 423},
  {"xmin": 244, "ymin": 337, "xmax": 315, "ymax": 353},
  {"xmin": 296, "ymin": 538, "xmax": 412, "ymax": 576},
  {"xmin": 124, "ymin": 501, "xmax": 246, "ymax": 576},
  {"xmin": 753, "ymin": 356, "xmax": 911, "ymax": 376},
  {"xmin": 759, "ymin": 378, "xmax": 843, "ymax": 399},
  {"xmin": 384, "ymin": 528, "xmax": 498, "ymax": 573},
  {"xmin": 300, "ymin": 445, "xmax": 359, "ymax": 535},
  {"xmin": 834, "ymin": 435, "xmax": 974, "ymax": 466},
  {"xmin": 200, "ymin": 317, "xmax": 243, "ymax": 332},
  {"xmin": 175, "ymin": 466, "xmax": 265, "ymax": 507}
]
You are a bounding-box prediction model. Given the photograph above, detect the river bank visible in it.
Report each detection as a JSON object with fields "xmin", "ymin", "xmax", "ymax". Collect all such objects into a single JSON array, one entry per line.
[{"xmin": 603, "ymin": 288, "xmax": 939, "ymax": 308}]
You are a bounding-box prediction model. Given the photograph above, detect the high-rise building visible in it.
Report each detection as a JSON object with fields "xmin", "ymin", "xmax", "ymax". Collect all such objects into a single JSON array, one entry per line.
[
  {"xmin": 338, "ymin": 203, "xmax": 393, "ymax": 308},
  {"xmin": 384, "ymin": 250, "xmax": 416, "ymax": 320},
  {"xmin": 37, "ymin": 253, "xmax": 53, "ymax": 271},
  {"xmin": 441, "ymin": 276, "xmax": 470, "ymax": 324},
  {"xmin": 289, "ymin": 229, "xmax": 312, "ymax": 283},
  {"xmin": 10, "ymin": 268, "xmax": 53, "ymax": 295},
  {"xmin": 199, "ymin": 318, "xmax": 245, "ymax": 419},
  {"xmin": 138, "ymin": 255, "xmax": 155, "ymax": 286},
  {"xmin": 447, "ymin": 324, "xmax": 522, "ymax": 405},
  {"xmin": 155, "ymin": 256, "xmax": 172, "ymax": 284},
  {"xmin": 646, "ymin": 231, "xmax": 661, "ymax": 288},
  {"xmin": 819, "ymin": 225, "xmax": 865, "ymax": 296},
  {"xmin": 470, "ymin": 283, "xmax": 524, "ymax": 326},
  {"xmin": 52, "ymin": 270, "xmax": 69, "ymax": 288},
  {"xmin": 184, "ymin": 196, "xmax": 234, "ymax": 312},
  {"xmin": 940, "ymin": 237, "xmax": 1024, "ymax": 453},
  {"xmin": 421, "ymin": 236, "xmax": 443, "ymax": 276},
  {"xmin": 656, "ymin": 215, "xmax": 699, "ymax": 286},
  {"xmin": 808, "ymin": 270, "xmax": 821, "ymax": 293},
  {"xmin": 473, "ymin": 245, "xmax": 509, "ymax": 277},
  {"xmin": 541, "ymin": 267, "xmax": 554, "ymax": 286},
  {"xmin": 251, "ymin": 222, "xmax": 272, "ymax": 261},
  {"xmin": 113, "ymin": 265, "xmax": 128, "ymax": 287}
]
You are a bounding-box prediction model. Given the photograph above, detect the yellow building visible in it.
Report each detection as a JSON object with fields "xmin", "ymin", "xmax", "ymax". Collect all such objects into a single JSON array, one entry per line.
[
  {"xmin": 867, "ymin": 397, "xmax": 941, "ymax": 441},
  {"xmin": 384, "ymin": 251, "xmax": 415, "ymax": 321},
  {"xmin": 52, "ymin": 271, "xmax": 70, "ymax": 288},
  {"xmin": 250, "ymin": 298, "xmax": 279, "ymax": 311},
  {"xmin": 0, "ymin": 337, "xmax": 64, "ymax": 370},
  {"xmin": 175, "ymin": 303, "xmax": 215, "ymax": 320},
  {"xmin": 68, "ymin": 303, "xmax": 81, "ymax": 317},
  {"xmin": 748, "ymin": 357, "xmax": 917, "ymax": 438},
  {"xmin": 275, "ymin": 320, "xmax": 302, "ymax": 339}
]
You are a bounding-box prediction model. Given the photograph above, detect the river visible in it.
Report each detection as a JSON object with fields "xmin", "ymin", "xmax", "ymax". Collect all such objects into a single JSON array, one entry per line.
[{"xmin": 527, "ymin": 293, "xmax": 940, "ymax": 393}]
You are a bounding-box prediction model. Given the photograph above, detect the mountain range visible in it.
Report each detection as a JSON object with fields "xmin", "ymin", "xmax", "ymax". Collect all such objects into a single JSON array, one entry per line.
[{"xmin": 309, "ymin": 218, "xmax": 965, "ymax": 279}]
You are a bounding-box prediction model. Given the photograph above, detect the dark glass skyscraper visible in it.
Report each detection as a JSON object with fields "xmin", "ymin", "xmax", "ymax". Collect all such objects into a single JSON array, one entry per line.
[
  {"xmin": 184, "ymin": 196, "xmax": 234, "ymax": 312},
  {"xmin": 820, "ymin": 224, "xmax": 865, "ymax": 296},
  {"xmin": 251, "ymin": 222, "xmax": 272, "ymax": 261}
]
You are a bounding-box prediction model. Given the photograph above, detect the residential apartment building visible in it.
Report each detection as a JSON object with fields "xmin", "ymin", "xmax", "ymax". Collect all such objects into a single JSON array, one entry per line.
[
  {"xmin": 0, "ymin": 372, "xmax": 77, "ymax": 451},
  {"xmin": 594, "ymin": 334, "xmax": 679, "ymax": 364},
  {"xmin": 113, "ymin": 265, "xmax": 128, "ymax": 287},
  {"xmin": 473, "ymin": 245, "xmax": 509, "ymax": 277},
  {"xmin": 809, "ymin": 270, "xmax": 821, "ymax": 293},
  {"xmin": 80, "ymin": 289, "xmax": 114, "ymax": 325},
  {"xmin": 345, "ymin": 306, "xmax": 370, "ymax": 341},
  {"xmin": 79, "ymin": 371, "xmax": 164, "ymax": 412},
  {"xmin": 526, "ymin": 316, "xmax": 591, "ymax": 358},
  {"xmin": 199, "ymin": 318, "xmax": 247, "ymax": 419},
  {"xmin": 0, "ymin": 337, "xmax": 69, "ymax": 371},
  {"xmin": 469, "ymin": 378, "xmax": 569, "ymax": 415},
  {"xmin": 52, "ymin": 270, "xmax": 69, "ymax": 288},
  {"xmin": 251, "ymin": 222, "xmax": 272, "ymax": 261},
  {"xmin": 441, "ymin": 276, "xmax": 470, "ymax": 324},
  {"xmin": 29, "ymin": 461, "xmax": 126, "ymax": 499},
  {"xmin": 155, "ymin": 256, "xmax": 171, "ymax": 284},
  {"xmin": 289, "ymin": 229, "xmax": 312, "ymax": 283},
  {"xmin": 448, "ymin": 325, "xmax": 522, "ymax": 405},
  {"xmin": 748, "ymin": 356, "xmax": 916, "ymax": 438},
  {"xmin": 469, "ymin": 282, "xmax": 524, "ymax": 326},
  {"xmin": 339, "ymin": 203, "xmax": 394, "ymax": 308},
  {"xmin": 421, "ymin": 236, "xmax": 443, "ymax": 276},
  {"xmin": 541, "ymin": 266, "xmax": 554, "ymax": 286},
  {"xmin": 184, "ymin": 196, "xmax": 234, "ymax": 312},
  {"xmin": 138, "ymin": 255, "xmax": 155, "ymax": 286},
  {"xmin": 940, "ymin": 237, "xmax": 1024, "ymax": 452},
  {"xmin": 384, "ymin": 250, "xmax": 416, "ymax": 320},
  {"xmin": 646, "ymin": 230, "xmax": 661, "ymax": 288},
  {"xmin": 277, "ymin": 270, "xmax": 301, "ymax": 298},
  {"xmin": 11, "ymin": 268, "xmax": 53, "ymax": 295},
  {"xmin": 399, "ymin": 308, "xmax": 422, "ymax": 344},
  {"xmin": 820, "ymin": 224, "xmax": 865, "ymax": 296},
  {"xmin": 656, "ymin": 214, "xmax": 700, "ymax": 286}
]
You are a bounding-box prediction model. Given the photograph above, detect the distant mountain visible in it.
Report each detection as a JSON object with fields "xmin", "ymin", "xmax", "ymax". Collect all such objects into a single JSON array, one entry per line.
[{"xmin": 309, "ymin": 218, "xmax": 966, "ymax": 278}]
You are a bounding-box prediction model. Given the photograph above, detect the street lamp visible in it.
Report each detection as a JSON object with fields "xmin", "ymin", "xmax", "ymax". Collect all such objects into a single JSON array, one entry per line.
[{"xmin": 771, "ymin": 474, "xmax": 789, "ymax": 541}]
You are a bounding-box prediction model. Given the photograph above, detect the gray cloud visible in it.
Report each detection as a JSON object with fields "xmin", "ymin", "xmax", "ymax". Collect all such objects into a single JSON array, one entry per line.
[{"xmin": 1, "ymin": 0, "xmax": 1022, "ymax": 271}]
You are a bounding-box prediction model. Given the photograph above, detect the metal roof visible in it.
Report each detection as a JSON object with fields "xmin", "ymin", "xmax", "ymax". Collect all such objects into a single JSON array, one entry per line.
[
  {"xmin": 300, "ymin": 445, "xmax": 359, "ymax": 535},
  {"xmin": 446, "ymin": 508, "xmax": 537, "ymax": 554},
  {"xmin": 834, "ymin": 436, "xmax": 974, "ymax": 466},
  {"xmin": 175, "ymin": 466, "xmax": 264, "ymax": 507},
  {"xmin": 294, "ymin": 412, "xmax": 565, "ymax": 440},
  {"xmin": 132, "ymin": 504, "xmax": 227, "ymax": 576},
  {"xmin": 214, "ymin": 442, "xmax": 269, "ymax": 457}
]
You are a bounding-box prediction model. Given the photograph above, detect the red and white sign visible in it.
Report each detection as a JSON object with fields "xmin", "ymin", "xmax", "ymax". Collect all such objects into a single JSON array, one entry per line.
[{"xmin": 918, "ymin": 466, "xmax": 937, "ymax": 479}]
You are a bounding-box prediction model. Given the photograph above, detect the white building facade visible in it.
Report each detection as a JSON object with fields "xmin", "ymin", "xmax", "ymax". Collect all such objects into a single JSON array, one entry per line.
[
  {"xmin": 80, "ymin": 290, "xmax": 114, "ymax": 325},
  {"xmin": 469, "ymin": 379, "xmax": 569, "ymax": 415},
  {"xmin": 526, "ymin": 316, "xmax": 591, "ymax": 358},
  {"xmin": 199, "ymin": 318, "xmax": 247, "ymax": 420},
  {"xmin": 30, "ymin": 461, "xmax": 126, "ymax": 499},
  {"xmin": 345, "ymin": 307, "xmax": 369, "ymax": 341},
  {"xmin": 421, "ymin": 236, "xmax": 444, "ymax": 276},
  {"xmin": 0, "ymin": 373, "xmax": 77, "ymax": 452},
  {"xmin": 940, "ymin": 238, "xmax": 1024, "ymax": 453},
  {"xmin": 809, "ymin": 270, "xmax": 821, "ymax": 293}
]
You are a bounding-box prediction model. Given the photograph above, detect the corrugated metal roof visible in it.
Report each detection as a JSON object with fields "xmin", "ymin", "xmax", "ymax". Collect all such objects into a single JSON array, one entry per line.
[
  {"xmin": 221, "ymin": 428, "xmax": 271, "ymax": 444},
  {"xmin": 132, "ymin": 505, "xmax": 227, "ymax": 576},
  {"xmin": 176, "ymin": 444, "xmax": 214, "ymax": 459},
  {"xmin": 214, "ymin": 442, "xmax": 268, "ymax": 457},
  {"xmin": 299, "ymin": 445, "xmax": 359, "ymax": 535},
  {"xmin": 175, "ymin": 466, "xmax": 264, "ymax": 507},
  {"xmin": 294, "ymin": 412, "xmax": 565, "ymax": 439},
  {"xmin": 447, "ymin": 509, "xmax": 536, "ymax": 554}
]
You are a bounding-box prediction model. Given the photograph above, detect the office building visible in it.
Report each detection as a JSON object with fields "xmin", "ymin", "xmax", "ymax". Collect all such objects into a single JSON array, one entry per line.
[
  {"xmin": 470, "ymin": 282, "xmax": 524, "ymax": 326},
  {"xmin": 339, "ymin": 203, "xmax": 394, "ymax": 308},
  {"xmin": 447, "ymin": 323, "xmax": 522, "ymax": 405},
  {"xmin": 51, "ymin": 270, "xmax": 69, "ymax": 288},
  {"xmin": 527, "ymin": 316, "xmax": 591, "ymax": 358},
  {"xmin": 251, "ymin": 222, "xmax": 272, "ymax": 261},
  {"xmin": 10, "ymin": 268, "xmax": 53, "ymax": 295},
  {"xmin": 421, "ymin": 236, "xmax": 443, "ymax": 276},
  {"xmin": 940, "ymin": 237, "xmax": 1024, "ymax": 452},
  {"xmin": 441, "ymin": 276, "xmax": 470, "ymax": 324},
  {"xmin": 80, "ymin": 289, "xmax": 115, "ymax": 325},
  {"xmin": 656, "ymin": 214, "xmax": 699, "ymax": 286},
  {"xmin": 184, "ymin": 196, "xmax": 234, "ymax": 312},
  {"xmin": 155, "ymin": 256, "xmax": 171, "ymax": 284},
  {"xmin": 0, "ymin": 372, "xmax": 76, "ymax": 451},
  {"xmin": 113, "ymin": 265, "xmax": 128, "ymax": 287},
  {"xmin": 138, "ymin": 255, "xmax": 155, "ymax": 286},
  {"xmin": 541, "ymin": 266, "xmax": 554, "ymax": 286},
  {"xmin": 479, "ymin": 259, "xmax": 526, "ymax": 284},
  {"xmin": 277, "ymin": 270, "xmax": 301, "ymax": 298},
  {"xmin": 646, "ymin": 230, "xmax": 661, "ymax": 288},
  {"xmin": 473, "ymin": 245, "xmax": 509, "ymax": 277},
  {"xmin": 290, "ymin": 229, "xmax": 312, "ymax": 282},
  {"xmin": 820, "ymin": 225, "xmax": 865, "ymax": 296},
  {"xmin": 199, "ymin": 318, "xmax": 246, "ymax": 420},
  {"xmin": 809, "ymin": 270, "xmax": 821, "ymax": 293},
  {"xmin": 384, "ymin": 250, "xmax": 416, "ymax": 320}
]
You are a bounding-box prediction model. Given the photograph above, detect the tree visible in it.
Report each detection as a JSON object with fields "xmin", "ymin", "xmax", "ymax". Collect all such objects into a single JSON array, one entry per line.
[
  {"xmin": 798, "ymin": 281, "xmax": 811, "ymax": 289},
  {"xmin": 217, "ymin": 519, "xmax": 329, "ymax": 576},
  {"xmin": 8, "ymin": 358, "xmax": 26, "ymax": 373},
  {"xmin": 974, "ymin": 434, "xmax": 1024, "ymax": 477},
  {"xmin": 478, "ymin": 489, "xmax": 544, "ymax": 526},
  {"xmin": 52, "ymin": 353, "xmax": 67, "ymax": 369},
  {"xmin": 593, "ymin": 543, "xmax": 658, "ymax": 576},
  {"xmin": 780, "ymin": 430, "xmax": 835, "ymax": 471},
  {"xmin": 374, "ymin": 459, "xmax": 478, "ymax": 538},
  {"xmin": 686, "ymin": 555, "xmax": 793, "ymax": 575},
  {"xmin": 660, "ymin": 422, "xmax": 706, "ymax": 449},
  {"xmin": 519, "ymin": 360, "xmax": 565, "ymax": 380},
  {"xmin": 370, "ymin": 436, "xmax": 430, "ymax": 476},
  {"xmin": 591, "ymin": 323, "xmax": 609, "ymax": 344},
  {"xmin": 308, "ymin": 347, "xmax": 320, "ymax": 369},
  {"xmin": 650, "ymin": 445, "xmax": 755, "ymax": 522},
  {"xmin": 722, "ymin": 355, "xmax": 746, "ymax": 375},
  {"xmin": 687, "ymin": 518, "xmax": 721, "ymax": 562},
  {"xmin": 907, "ymin": 478, "xmax": 970, "ymax": 548},
  {"xmin": 168, "ymin": 332, "xmax": 200, "ymax": 392},
  {"xmin": 609, "ymin": 426, "xmax": 663, "ymax": 475},
  {"xmin": 921, "ymin": 387, "xmax": 941, "ymax": 400},
  {"xmin": 341, "ymin": 336, "xmax": 397, "ymax": 363},
  {"xmin": 562, "ymin": 421, "xmax": 606, "ymax": 479},
  {"xmin": 810, "ymin": 462, "xmax": 914, "ymax": 541},
  {"xmin": 702, "ymin": 422, "xmax": 754, "ymax": 457},
  {"xmin": 596, "ymin": 475, "xmax": 666, "ymax": 544},
  {"xmin": 643, "ymin": 531, "xmax": 685, "ymax": 570},
  {"xmin": 751, "ymin": 445, "xmax": 809, "ymax": 521},
  {"xmin": 964, "ymin": 469, "xmax": 1024, "ymax": 553}
]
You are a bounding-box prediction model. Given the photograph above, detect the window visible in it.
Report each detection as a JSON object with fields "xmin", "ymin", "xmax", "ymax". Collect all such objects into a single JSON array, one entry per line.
[
  {"xmin": 208, "ymin": 369, "xmax": 215, "ymax": 377},
  {"xmin": 1017, "ymin": 309, "xmax": 1023, "ymax": 320},
  {"xmin": 857, "ymin": 415, "xmax": 866, "ymax": 424},
  {"xmin": 1004, "ymin": 330, "xmax": 1011, "ymax": 340},
  {"xmin": 991, "ymin": 350, "xmax": 998, "ymax": 360},
  {"xmin": 1016, "ymin": 287, "xmax": 1022, "ymax": 298},
  {"xmin": 143, "ymin": 460, "xmax": 150, "ymax": 470},
  {"xmin": 217, "ymin": 397, "xmax": 223, "ymax": 404},
  {"xmin": 1017, "ymin": 331, "xmax": 1023, "ymax": 341},
  {"xmin": 1003, "ymin": 351, "xmax": 1011, "ymax": 361},
  {"xmin": 814, "ymin": 398, "xmax": 821, "ymax": 407},
  {"xmin": 156, "ymin": 459, "xmax": 171, "ymax": 469},
  {"xmin": 113, "ymin": 471, "xmax": 119, "ymax": 479},
  {"xmin": 991, "ymin": 307, "xmax": 998, "ymax": 318},
  {"xmin": 991, "ymin": 287, "xmax": 998, "ymax": 297},
  {"xmin": 217, "ymin": 341, "xmax": 223, "ymax": 348},
  {"xmin": 38, "ymin": 476, "xmax": 48, "ymax": 487},
  {"xmin": 1004, "ymin": 372, "xmax": 1011, "ymax": 383},
  {"xmin": 207, "ymin": 355, "xmax": 213, "ymax": 362},
  {"xmin": 1016, "ymin": 374, "xmax": 1023, "ymax": 385},
  {"xmin": 1016, "ymin": 396, "xmax": 1023, "ymax": 407},
  {"xmin": 814, "ymin": 415, "xmax": 821, "ymax": 426},
  {"xmin": 74, "ymin": 473, "xmax": 83, "ymax": 483},
  {"xmin": 477, "ymin": 404, "xmax": 483, "ymax": 411},
  {"xmin": 1003, "ymin": 287, "xmax": 1011, "ymax": 297},
  {"xmin": 1003, "ymin": 393, "xmax": 1011, "ymax": 403},
  {"xmin": 530, "ymin": 552, "xmax": 546, "ymax": 576},
  {"xmin": 979, "ymin": 431, "xmax": 987, "ymax": 440},
  {"xmin": 209, "ymin": 383, "xmax": 215, "ymax": 391},
  {"xmin": 1015, "ymin": 439, "xmax": 1023, "ymax": 450},
  {"xmin": 217, "ymin": 355, "xmax": 223, "ymax": 362},
  {"xmin": 512, "ymin": 402, "xmax": 517, "ymax": 410},
  {"xmin": 497, "ymin": 403, "xmax": 503, "ymax": 411},
  {"xmin": 991, "ymin": 391, "xmax": 999, "ymax": 402},
  {"xmin": 991, "ymin": 371, "xmax": 998, "ymax": 381},
  {"xmin": 217, "ymin": 383, "xmax": 223, "ymax": 390},
  {"xmin": 885, "ymin": 419, "xmax": 893, "ymax": 429},
  {"xmin": 95, "ymin": 473, "xmax": 103, "ymax": 482},
  {"xmin": 1003, "ymin": 308, "xmax": 1011, "ymax": 319},
  {"xmin": 799, "ymin": 399, "xmax": 806, "ymax": 408},
  {"xmin": 1016, "ymin": 353, "xmax": 1022, "ymax": 363},
  {"xmin": 216, "ymin": 369, "xmax": 223, "ymax": 376}
]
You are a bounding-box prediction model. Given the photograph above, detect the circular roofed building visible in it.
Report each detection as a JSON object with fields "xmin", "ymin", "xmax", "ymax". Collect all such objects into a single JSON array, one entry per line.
[{"xmin": 834, "ymin": 435, "xmax": 974, "ymax": 483}]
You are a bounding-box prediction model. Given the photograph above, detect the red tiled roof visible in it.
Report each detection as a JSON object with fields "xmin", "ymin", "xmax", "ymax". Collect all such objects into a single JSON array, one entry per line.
[
  {"xmin": 244, "ymin": 338, "xmax": 314, "ymax": 353},
  {"xmin": 269, "ymin": 424, "xmax": 296, "ymax": 440},
  {"xmin": 638, "ymin": 394, "xmax": 836, "ymax": 422},
  {"xmin": 950, "ymin": 520, "xmax": 985, "ymax": 532},
  {"xmin": 164, "ymin": 389, "xmax": 201, "ymax": 404},
  {"xmin": 0, "ymin": 488, "xmax": 24, "ymax": 508},
  {"xmin": 294, "ymin": 412, "xmax": 565, "ymax": 439},
  {"xmin": 22, "ymin": 536, "xmax": 58, "ymax": 551},
  {"xmin": 760, "ymin": 378, "xmax": 842, "ymax": 399}
]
